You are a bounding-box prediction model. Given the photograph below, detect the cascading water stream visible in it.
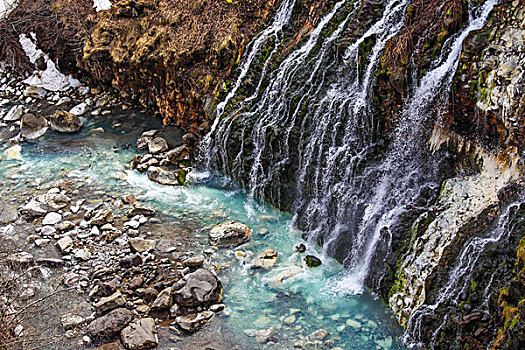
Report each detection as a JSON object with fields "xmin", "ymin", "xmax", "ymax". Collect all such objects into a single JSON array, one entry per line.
[
  {"xmin": 204, "ymin": 0, "xmax": 498, "ymax": 316},
  {"xmin": 403, "ymin": 196, "xmax": 524, "ymax": 349}
]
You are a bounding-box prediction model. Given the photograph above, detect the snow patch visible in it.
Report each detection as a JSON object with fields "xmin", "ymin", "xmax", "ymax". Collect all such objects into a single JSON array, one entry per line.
[
  {"xmin": 19, "ymin": 33, "xmax": 81, "ymax": 92},
  {"xmin": 0, "ymin": 0, "xmax": 19, "ymax": 19},
  {"xmin": 93, "ymin": 0, "xmax": 112, "ymax": 12}
]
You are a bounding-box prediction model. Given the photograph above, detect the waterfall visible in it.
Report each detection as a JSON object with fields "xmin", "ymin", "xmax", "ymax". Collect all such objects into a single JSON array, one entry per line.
[
  {"xmin": 403, "ymin": 196, "xmax": 524, "ymax": 349},
  {"xmin": 204, "ymin": 0, "xmax": 498, "ymax": 299}
]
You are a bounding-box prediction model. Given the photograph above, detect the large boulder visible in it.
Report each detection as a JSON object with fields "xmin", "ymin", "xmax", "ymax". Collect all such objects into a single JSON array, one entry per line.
[
  {"xmin": 50, "ymin": 110, "xmax": 83, "ymax": 133},
  {"xmin": 146, "ymin": 166, "xmax": 186, "ymax": 186},
  {"xmin": 86, "ymin": 308, "xmax": 133, "ymax": 341},
  {"xmin": 21, "ymin": 113, "xmax": 48, "ymax": 141},
  {"xmin": 174, "ymin": 269, "xmax": 223, "ymax": 307},
  {"xmin": 209, "ymin": 221, "xmax": 250, "ymax": 247},
  {"xmin": 120, "ymin": 318, "xmax": 157, "ymax": 350}
]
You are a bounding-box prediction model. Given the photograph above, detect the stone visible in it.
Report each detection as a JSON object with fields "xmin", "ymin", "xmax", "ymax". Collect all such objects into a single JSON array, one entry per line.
[
  {"xmin": 183, "ymin": 256, "xmax": 204, "ymax": 268},
  {"xmin": 23, "ymin": 86, "xmax": 46, "ymax": 99},
  {"xmin": 294, "ymin": 243, "xmax": 306, "ymax": 253},
  {"xmin": 308, "ymin": 329, "xmax": 328, "ymax": 341},
  {"xmin": 345, "ymin": 319, "xmax": 361, "ymax": 328},
  {"xmin": 3, "ymin": 105, "xmax": 23, "ymax": 121},
  {"xmin": 124, "ymin": 220, "xmax": 140, "ymax": 229},
  {"xmin": 87, "ymin": 308, "xmax": 133, "ymax": 340},
  {"xmin": 75, "ymin": 249, "xmax": 91, "ymax": 261},
  {"xmin": 7, "ymin": 252, "xmax": 34, "ymax": 267},
  {"xmin": 37, "ymin": 193, "xmax": 71, "ymax": 211},
  {"xmin": 169, "ymin": 304, "xmax": 182, "ymax": 317},
  {"xmin": 129, "ymin": 206, "xmax": 155, "ymax": 217},
  {"xmin": 304, "ymin": 255, "xmax": 322, "ymax": 268},
  {"xmin": 21, "ymin": 113, "xmax": 48, "ymax": 141},
  {"xmin": 63, "ymin": 273, "xmax": 80, "ymax": 287},
  {"xmin": 56, "ymin": 220, "xmax": 75, "ymax": 231},
  {"xmin": 284, "ymin": 315, "xmax": 296, "ymax": 325},
  {"xmin": 255, "ymin": 327, "xmax": 275, "ymax": 343},
  {"xmin": 136, "ymin": 130, "xmax": 157, "ymax": 151},
  {"xmin": 253, "ymin": 249, "xmax": 278, "ymax": 269},
  {"xmin": 61, "ymin": 314, "xmax": 85, "ymax": 330},
  {"xmin": 209, "ymin": 221, "xmax": 250, "ymax": 247},
  {"xmin": 174, "ymin": 269, "xmax": 223, "ymax": 306},
  {"xmin": 89, "ymin": 209, "xmax": 114, "ymax": 225},
  {"xmin": 176, "ymin": 311, "xmax": 215, "ymax": 332},
  {"xmin": 42, "ymin": 212, "xmax": 62, "ymax": 225},
  {"xmin": 119, "ymin": 254, "xmax": 142, "ymax": 267},
  {"xmin": 151, "ymin": 287, "xmax": 173, "ymax": 310},
  {"xmin": 209, "ymin": 304, "xmax": 225, "ymax": 312},
  {"xmin": 120, "ymin": 318, "xmax": 157, "ymax": 350},
  {"xmin": 143, "ymin": 288, "xmax": 159, "ymax": 302},
  {"xmin": 50, "ymin": 110, "xmax": 83, "ymax": 133},
  {"xmin": 94, "ymin": 291, "xmax": 126, "ymax": 315},
  {"xmin": 55, "ymin": 236, "xmax": 73, "ymax": 254},
  {"xmin": 271, "ymin": 266, "xmax": 303, "ymax": 284},
  {"xmin": 148, "ymin": 137, "xmax": 168, "ymax": 155},
  {"xmin": 146, "ymin": 166, "xmax": 185, "ymax": 186},
  {"xmin": 0, "ymin": 204, "xmax": 18, "ymax": 224},
  {"xmin": 129, "ymin": 238, "xmax": 156, "ymax": 253},
  {"xmin": 166, "ymin": 145, "xmax": 190, "ymax": 164},
  {"xmin": 69, "ymin": 102, "xmax": 88, "ymax": 116}
]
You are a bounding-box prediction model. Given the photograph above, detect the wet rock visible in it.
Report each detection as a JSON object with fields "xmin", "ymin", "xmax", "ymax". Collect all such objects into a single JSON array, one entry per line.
[
  {"xmin": 255, "ymin": 327, "xmax": 275, "ymax": 343},
  {"xmin": 127, "ymin": 276, "xmax": 144, "ymax": 290},
  {"xmin": 169, "ymin": 304, "xmax": 182, "ymax": 317},
  {"xmin": 209, "ymin": 221, "xmax": 250, "ymax": 247},
  {"xmin": 253, "ymin": 249, "xmax": 278, "ymax": 269},
  {"xmin": 36, "ymin": 257, "xmax": 65, "ymax": 267},
  {"xmin": 146, "ymin": 166, "xmax": 185, "ymax": 186},
  {"xmin": 136, "ymin": 130, "xmax": 157, "ymax": 151},
  {"xmin": 55, "ymin": 236, "xmax": 73, "ymax": 254},
  {"xmin": 3, "ymin": 105, "xmax": 23, "ymax": 121},
  {"xmin": 0, "ymin": 204, "xmax": 18, "ymax": 224},
  {"xmin": 166, "ymin": 145, "xmax": 190, "ymax": 164},
  {"xmin": 308, "ymin": 329, "xmax": 328, "ymax": 341},
  {"xmin": 94, "ymin": 291, "xmax": 126, "ymax": 315},
  {"xmin": 183, "ymin": 256, "xmax": 204, "ymax": 268},
  {"xmin": 87, "ymin": 308, "xmax": 133, "ymax": 340},
  {"xmin": 21, "ymin": 113, "xmax": 48, "ymax": 141},
  {"xmin": 174, "ymin": 269, "xmax": 223, "ymax": 306},
  {"xmin": 63, "ymin": 273, "xmax": 80, "ymax": 287},
  {"xmin": 120, "ymin": 318, "xmax": 157, "ymax": 349},
  {"xmin": 129, "ymin": 238, "xmax": 156, "ymax": 253},
  {"xmin": 271, "ymin": 266, "xmax": 303, "ymax": 284},
  {"xmin": 50, "ymin": 110, "xmax": 83, "ymax": 133},
  {"xmin": 175, "ymin": 311, "xmax": 214, "ymax": 332},
  {"xmin": 23, "ymin": 86, "xmax": 46, "ymax": 99},
  {"xmin": 56, "ymin": 220, "xmax": 75, "ymax": 231},
  {"xmin": 304, "ymin": 255, "xmax": 322, "ymax": 268},
  {"xmin": 294, "ymin": 243, "xmax": 306, "ymax": 253},
  {"xmin": 148, "ymin": 137, "xmax": 168, "ymax": 155},
  {"xmin": 75, "ymin": 248, "xmax": 91, "ymax": 261},
  {"xmin": 129, "ymin": 206, "xmax": 155, "ymax": 217},
  {"xmin": 151, "ymin": 287, "xmax": 173, "ymax": 310},
  {"xmin": 209, "ymin": 303, "xmax": 225, "ymax": 312},
  {"xmin": 42, "ymin": 212, "xmax": 62, "ymax": 225}
]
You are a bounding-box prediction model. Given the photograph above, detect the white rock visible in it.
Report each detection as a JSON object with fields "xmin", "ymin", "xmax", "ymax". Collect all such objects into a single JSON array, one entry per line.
[{"xmin": 42, "ymin": 212, "xmax": 62, "ymax": 225}]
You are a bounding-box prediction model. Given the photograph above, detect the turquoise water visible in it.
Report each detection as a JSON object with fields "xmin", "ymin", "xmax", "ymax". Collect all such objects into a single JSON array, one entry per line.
[{"xmin": 0, "ymin": 109, "xmax": 402, "ymax": 349}]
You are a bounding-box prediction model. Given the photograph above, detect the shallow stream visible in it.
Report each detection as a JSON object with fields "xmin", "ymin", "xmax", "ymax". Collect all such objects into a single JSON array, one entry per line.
[{"xmin": 0, "ymin": 107, "xmax": 402, "ymax": 349}]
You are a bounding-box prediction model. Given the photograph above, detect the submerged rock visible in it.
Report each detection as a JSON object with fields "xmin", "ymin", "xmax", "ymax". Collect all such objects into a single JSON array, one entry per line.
[
  {"xmin": 209, "ymin": 221, "xmax": 250, "ymax": 247},
  {"xmin": 120, "ymin": 318, "xmax": 157, "ymax": 350},
  {"xmin": 174, "ymin": 268, "xmax": 223, "ymax": 306},
  {"xmin": 253, "ymin": 249, "xmax": 278, "ymax": 269},
  {"xmin": 50, "ymin": 110, "xmax": 83, "ymax": 133},
  {"xmin": 20, "ymin": 113, "xmax": 48, "ymax": 141}
]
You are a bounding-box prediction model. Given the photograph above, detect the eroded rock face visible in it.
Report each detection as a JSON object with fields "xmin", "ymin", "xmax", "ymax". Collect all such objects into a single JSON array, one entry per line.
[
  {"xmin": 50, "ymin": 110, "xmax": 83, "ymax": 133},
  {"xmin": 21, "ymin": 113, "xmax": 48, "ymax": 141},
  {"xmin": 209, "ymin": 221, "xmax": 250, "ymax": 247},
  {"xmin": 174, "ymin": 269, "xmax": 223, "ymax": 307}
]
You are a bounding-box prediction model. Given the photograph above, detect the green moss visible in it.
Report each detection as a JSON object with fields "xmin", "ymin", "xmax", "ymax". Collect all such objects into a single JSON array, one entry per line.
[{"xmin": 470, "ymin": 279, "xmax": 478, "ymax": 292}]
